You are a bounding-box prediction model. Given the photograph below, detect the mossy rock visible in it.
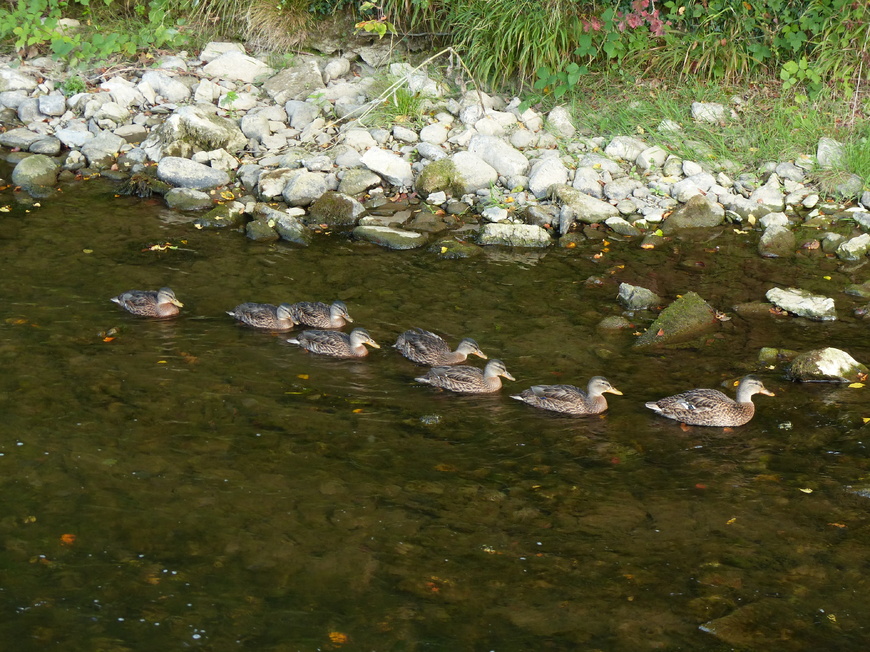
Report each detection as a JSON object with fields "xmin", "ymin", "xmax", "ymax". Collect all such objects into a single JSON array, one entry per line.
[
  {"xmin": 785, "ymin": 347, "xmax": 868, "ymax": 382},
  {"xmin": 633, "ymin": 291, "xmax": 717, "ymax": 348},
  {"xmin": 428, "ymin": 238, "xmax": 482, "ymax": 259},
  {"xmin": 246, "ymin": 218, "xmax": 280, "ymax": 242},
  {"xmin": 194, "ymin": 203, "xmax": 247, "ymax": 229},
  {"xmin": 306, "ymin": 190, "xmax": 365, "ymax": 227},
  {"xmin": 416, "ymin": 159, "xmax": 462, "ymax": 197}
]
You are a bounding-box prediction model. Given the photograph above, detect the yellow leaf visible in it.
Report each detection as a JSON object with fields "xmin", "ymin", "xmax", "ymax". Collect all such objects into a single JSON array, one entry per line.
[
  {"xmin": 799, "ymin": 487, "xmax": 813, "ymax": 493},
  {"xmin": 726, "ymin": 517, "xmax": 737, "ymax": 525},
  {"xmin": 733, "ymin": 228, "xmax": 749, "ymax": 234},
  {"xmin": 827, "ymin": 613, "xmax": 837, "ymax": 623},
  {"xmin": 440, "ymin": 246, "xmax": 448, "ymax": 254},
  {"xmin": 82, "ymin": 248, "xmax": 93, "ymax": 254},
  {"xmin": 823, "ymin": 275, "xmax": 831, "ymax": 280},
  {"xmin": 297, "ymin": 374, "xmax": 309, "ymax": 380},
  {"xmin": 0, "ymin": 205, "xmax": 10, "ymax": 212},
  {"xmin": 352, "ymin": 408, "xmax": 364, "ymax": 413},
  {"xmin": 220, "ymin": 190, "xmax": 235, "ymax": 200},
  {"xmin": 157, "ymin": 360, "xmax": 167, "ymax": 364},
  {"xmin": 863, "ymin": 417, "xmax": 870, "ymax": 424},
  {"xmin": 848, "ymin": 382, "xmax": 865, "ymax": 388}
]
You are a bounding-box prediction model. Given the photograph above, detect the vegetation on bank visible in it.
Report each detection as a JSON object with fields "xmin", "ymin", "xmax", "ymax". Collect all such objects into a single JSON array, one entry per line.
[{"xmin": 0, "ymin": 1, "xmax": 868, "ymax": 185}]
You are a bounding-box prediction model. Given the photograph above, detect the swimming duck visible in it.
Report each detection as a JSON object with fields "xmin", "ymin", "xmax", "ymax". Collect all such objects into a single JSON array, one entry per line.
[
  {"xmin": 394, "ymin": 328, "xmax": 488, "ymax": 365},
  {"xmin": 511, "ymin": 376, "xmax": 623, "ymax": 415},
  {"xmin": 227, "ymin": 302, "xmax": 296, "ymax": 331},
  {"xmin": 288, "ymin": 301, "xmax": 352, "ymax": 329},
  {"xmin": 645, "ymin": 375, "xmax": 775, "ymax": 427},
  {"xmin": 110, "ymin": 287, "xmax": 183, "ymax": 318},
  {"xmin": 287, "ymin": 328, "xmax": 380, "ymax": 358},
  {"xmin": 415, "ymin": 359, "xmax": 515, "ymax": 394}
]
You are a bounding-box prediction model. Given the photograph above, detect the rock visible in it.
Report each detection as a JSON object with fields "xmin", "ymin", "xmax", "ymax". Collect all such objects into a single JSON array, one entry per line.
[
  {"xmin": 845, "ymin": 280, "xmax": 870, "ymax": 299},
  {"xmin": 617, "ymin": 283, "xmax": 662, "ymax": 310},
  {"xmin": 467, "ymin": 135, "xmax": 529, "ymax": 177},
  {"xmin": 392, "ymin": 125, "xmax": 418, "ymax": 143},
  {"xmin": 114, "ymin": 124, "xmax": 148, "ymax": 144},
  {"xmin": 758, "ymin": 212, "xmax": 789, "ymax": 229},
  {"xmin": 670, "ymin": 173, "xmax": 716, "ymax": 203},
  {"xmin": 282, "ymin": 170, "xmax": 328, "ymax": 206},
  {"xmin": 634, "ymin": 291, "xmax": 717, "ymax": 348},
  {"xmin": 37, "ymin": 93, "xmax": 66, "ymax": 116},
  {"xmin": 272, "ymin": 212, "xmax": 312, "ymax": 246},
  {"xmin": 546, "ymin": 106, "xmax": 575, "ymax": 138},
  {"xmin": 246, "ymin": 218, "xmax": 280, "ymax": 242},
  {"xmin": 157, "ymin": 156, "xmax": 231, "ymax": 190},
  {"xmin": 55, "ymin": 126, "xmax": 94, "ymax": 148},
  {"xmin": 429, "ymin": 238, "xmax": 482, "ymax": 259},
  {"xmin": 101, "ymin": 76, "xmax": 144, "ymax": 108},
  {"xmin": 636, "ymin": 146, "xmax": 668, "ymax": 171},
  {"xmin": 785, "ymin": 347, "xmax": 868, "ymax": 382},
  {"xmin": 240, "ymin": 113, "xmax": 270, "ymax": 142},
  {"xmin": 660, "ymin": 194, "xmax": 725, "ymax": 232},
  {"xmin": 748, "ymin": 173, "xmax": 785, "ymax": 211},
  {"xmin": 194, "ymin": 202, "xmax": 246, "ymax": 229},
  {"xmin": 93, "ymin": 101, "xmax": 131, "ymax": 126},
  {"xmin": 203, "ymin": 51, "xmax": 274, "ymax": 83},
  {"xmin": 145, "ymin": 105, "xmax": 247, "ymax": 158},
  {"xmin": 200, "ymin": 41, "xmax": 245, "ymax": 62},
  {"xmin": 604, "ymin": 136, "xmax": 647, "ymax": 161},
  {"xmin": 353, "ymin": 225, "xmax": 428, "ymax": 249},
  {"xmin": 30, "ymin": 137, "xmax": 61, "ymax": 156},
  {"xmin": 700, "ymin": 600, "xmax": 801, "ymax": 649},
  {"xmin": 757, "ymin": 225, "xmax": 796, "ymax": 258},
  {"xmin": 261, "ymin": 58, "xmax": 325, "ymax": 104},
  {"xmin": 79, "ymin": 131, "xmax": 126, "ymax": 169},
  {"xmin": 836, "ymin": 233, "xmax": 870, "ymax": 261},
  {"xmin": 140, "ymin": 71, "xmax": 191, "ymax": 103},
  {"xmin": 766, "ymin": 286, "xmax": 836, "ymax": 321},
  {"xmin": 338, "ymin": 168, "xmax": 382, "ymax": 195},
  {"xmin": 597, "ymin": 316, "xmax": 633, "ymax": 330},
  {"xmin": 757, "ymin": 347, "xmax": 798, "ymax": 365},
  {"xmin": 691, "ymin": 101, "xmax": 727, "ymax": 123},
  {"xmin": 360, "ymin": 147, "xmax": 413, "ymax": 187},
  {"xmin": 603, "ymin": 177, "xmax": 644, "ymax": 201},
  {"xmin": 0, "ymin": 68, "xmax": 37, "ymax": 92},
  {"xmin": 572, "ymin": 167, "xmax": 604, "ymax": 198},
  {"xmin": 477, "ymin": 223, "xmax": 552, "ymax": 247},
  {"xmin": 0, "ymin": 127, "xmax": 44, "ymax": 149},
  {"xmin": 816, "ymin": 137, "xmax": 846, "ymax": 169},
  {"xmin": 481, "ymin": 206, "xmax": 508, "ymax": 223},
  {"xmin": 605, "ymin": 216, "xmax": 641, "ymax": 236},
  {"xmin": 528, "ymin": 158, "xmax": 568, "ymax": 199},
  {"xmin": 256, "ymin": 168, "xmax": 299, "ymax": 200},
  {"xmin": 419, "ymin": 123, "xmax": 448, "ymax": 145},
  {"xmin": 450, "ymin": 151, "xmax": 499, "ymax": 194},
  {"xmin": 285, "ymin": 100, "xmax": 321, "ymax": 130},
  {"xmin": 552, "ymin": 185, "xmax": 619, "ymax": 224},
  {"xmin": 11, "ymin": 154, "xmax": 59, "ymax": 190},
  {"xmin": 164, "ymin": 188, "xmax": 213, "ymax": 210},
  {"xmin": 307, "ymin": 191, "xmax": 365, "ymax": 226}
]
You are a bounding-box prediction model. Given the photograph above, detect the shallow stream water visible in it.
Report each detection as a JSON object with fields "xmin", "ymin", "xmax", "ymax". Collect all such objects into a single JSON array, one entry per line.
[{"xmin": 1, "ymin": 170, "xmax": 869, "ymax": 651}]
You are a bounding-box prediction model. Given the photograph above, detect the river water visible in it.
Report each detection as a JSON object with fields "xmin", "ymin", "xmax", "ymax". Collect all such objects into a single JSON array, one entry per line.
[{"xmin": 1, "ymin": 170, "xmax": 869, "ymax": 651}]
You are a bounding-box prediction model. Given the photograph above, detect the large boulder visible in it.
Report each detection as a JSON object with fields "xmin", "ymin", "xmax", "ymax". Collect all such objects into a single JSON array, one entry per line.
[
  {"xmin": 766, "ymin": 287, "xmax": 836, "ymax": 321},
  {"xmin": 143, "ymin": 105, "xmax": 247, "ymax": 159},
  {"xmin": 157, "ymin": 156, "xmax": 230, "ymax": 190},
  {"xmin": 785, "ymin": 347, "xmax": 868, "ymax": 382},
  {"xmin": 467, "ymin": 134, "xmax": 529, "ymax": 177},
  {"xmin": 660, "ymin": 194, "xmax": 725, "ymax": 233},
  {"xmin": 11, "ymin": 154, "xmax": 59, "ymax": 191},
  {"xmin": 552, "ymin": 185, "xmax": 619, "ymax": 224},
  {"xmin": 633, "ymin": 291, "xmax": 717, "ymax": 348},
  {"xmin": 360, "ymin": 147, "xmax": 413, "ymax": 187}
]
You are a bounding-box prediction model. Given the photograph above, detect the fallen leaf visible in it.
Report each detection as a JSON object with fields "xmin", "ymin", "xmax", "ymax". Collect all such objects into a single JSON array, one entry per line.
[
  {"xmin": 60, "ymin": 533, "xmax": 76, "ymax": 545},
  {"xmin": 640, "ymin": 243, "xmax": 655, "ymax": 249},
  {"xmin": 352, "ymin": 408, "xmax": 364, "ymax": 413},
  {"xmin": 328, "ymin": 632, "xmax": 349, "ymax": 645},
  {"xmin": 102, "ymin": 336, "xmax": 115, "ymax": 343},
  {"xmin": 726, "ymin": 517, "xmax": 737, "ymax": 525},
  {"xmin": 157, "ymin": 360, "xmax": 167, "ymax": 364},
  {"xmin": 863, "ymin": 417, "xmax": 870, "ymax": 424},
  {"xmin": 0, "ymin": 206, "xmax": 10, "ymax": 212},
  {"xmin": 848, "ymin": 382, "xmax": 864, "ymax": 388},
  {"xmin": 828, "ymin": 523, "xmax": 846, "ymax": 528},
  {"xmin": 799, "ymin": 487, "xmax": 813, "ymax": 493},
  {"xmin": 297, "ymin": 374, "xmax": 309, "ymax": 380}
]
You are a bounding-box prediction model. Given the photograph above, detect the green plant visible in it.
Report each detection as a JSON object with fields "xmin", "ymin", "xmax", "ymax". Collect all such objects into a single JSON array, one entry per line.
[
  {"xmin": 354, "ymin": 1, "xmax": 396, "ymax": 38},
  {"xmin": 780, "ymin": 57, "xmax": 823, "ymax": 103},
  {"xmin": 58, "ymin": 75, "xmax": 86, "ymax": 96}
]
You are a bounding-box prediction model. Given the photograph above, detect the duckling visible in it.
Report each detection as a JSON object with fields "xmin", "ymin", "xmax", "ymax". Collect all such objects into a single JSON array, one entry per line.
[
  {"xmin": 645, "ymin": 375, "xmax": 775, "ymax": 427},
  {"xmin": 110, "ymin": 287, "xmax": 183, "ymax": 318},
  {"xmin": 394, "ymin": 328, "xmax": 487, "ymax": 366},
  {"xmin": 287, "ymin": 328, "xmax": 379, "ymax": 358},
  {"xmin": 415, "ymin": 359, "xmax": 515, "ymax": 394},
  {"xmin": 227, "ymin": 302, "xmax": 296, "ymax": 331},
  {"xmin": 511, "ymin": 376, "xmax": 623, "ymax": 415},
  {"xmin": 288, "ymin": 301, "xmax": 352, "ymax": 329}
]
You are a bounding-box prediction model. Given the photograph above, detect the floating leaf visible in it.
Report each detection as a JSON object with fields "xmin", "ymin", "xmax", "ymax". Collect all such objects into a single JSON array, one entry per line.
[
  {"xmin": 726, "ymin": 517, "xmax": 737, "ymax": 525},
  {"xmin": 828, "ymin": 522, "xmax": 846, "ymax": 528},
  {"xmin": 863, "ymin": 417, "xmax": 870, "ymax": 424},
  {"xmin": 0, "ymin": 205, "xmax": 11, "ymax": 212},
  {"xmin": 440, "ymin": 246, "xmax": 448, "ymax": 254},
  {"xmin": 799, "ymin": 487, "xmax": 813, "ymax": 493},
  {"xmin": 733, "ymin": 228, "xmax": 749, "ymax": 234},
  {"xmin": 823, "ymin": 275, "xmax": 831, "ymax": 280},
  {"xmin": 352, "ymin": 408, "xmax": 364, "ymax": 413},
  {"xmin": 82, "ymin": 248, "xmax": 93, "ymax": 254},
  {"xmin": 297, "ymin": 374, "xmax": 309, "ymax": 380},
  {"xmin": 848, "ymin": 382, "xmax": 864, "ymax": 388},
  {"xmin": 59, "ymin": 533, "xmax": 76, "ymax": 545},
  {"xmin": 157, "ymin": 360, "xmax": 167, "ymax": 364},
  {"xmin": 328, "ymin": 632, "xmax": 349, "ymax": 645}
]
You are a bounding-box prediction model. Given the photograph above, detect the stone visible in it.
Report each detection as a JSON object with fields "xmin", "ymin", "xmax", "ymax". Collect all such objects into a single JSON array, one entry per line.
[
  {"xmin": 429, "ymin": 238, "xmax": 482, "ymax": 259},
  {"xmin": 748, "ymin": 173, "xmax": 785, "ymax": 211},
  {"xmin": 634, "ymin": 291, "xmax": 718, "ymax": 348},
  {"xmin": 417, "ymin": 142, "xmax": 447, "ymax": 161},
  {"xmin": 604, "ymin": 177, "xmax": 644, "ymax": 201},
  {"xmin": 80, "ymin": 131, "xmax": 126, "ymax": 169},
  {"xmin": 836, "ymin": 233, "xmax": 870, "ymax": 261},
  {"xmin": 240, "ymin": 113, "xmax": 270, "ymax": 142},
  {"xmin": 246, "ymin": 218, "xmax": 280, "ymax": 242},
  {"xmin": 572, "ymin": 167, "xmax": 604, "ymax": 198},
  {"xmin": 257, "ymin": 168, "xmax": 299, "ymax": 200},
  {"xmin": 481, "ymin": 206, "xmax": 509, "ymax": 223},
  {"xmin": 419, "ymin": 123, "xmax": 448, "ymax": 145},
  {"xmin": 553, "ymin": 185, "xmax": 619, "ymax": 224},
  {"xmin": 546, "ymin": 106, "xmax": 576, "ymax": 138},
  {"xmin": 353, "ymin": 225, "xmax": 428, "ymax": 249},
  {"xmin": 114, "ymin": 124, "xmax": 148, "ymax": 144},
  {"xmin": 11, "ymin": 154, "xmax": 59, "ymax": 190},
  {"xmin": 0, "ymin": 127, "xmax": 44, "ymax": 149},
  {"xmin": 477, "ymin": 223, "xmax": 552, "ymax": 247},
  {"xmin": 30, "ymin": 137, "xmax": 61, "ymax": 155},
  {"xmin": 360, "ymin": 147, "xmax": 413, "ymax": 187},
  {"xmin": 338, "ymin": 168, "xmax": 382, "ymax": 195},
  {"xmin": 766, "ymin": 287, "xmax": 836, "ymax": 321},
  {"xmin": 285, "ymin": 100, "xmax": 321, "ymax": 130},
  {"xmin": 37, "ymin": 93, "xmax": 66, "ymax": 116},
  {"xmin": 597, "ymin": 316, "xmax": 633, "ymax": 330},
  {"xmin": 140, "ymin": 71, "xmax": 191, "ymax": 103},
  {"xmin": 528, "ymin": 158, "xmax": 568, "ymax": 199},
  {"xmin": 691, "ymin": 101, "xmax": 727, "ymax": 123},
  {"xmin": 636, "ymin": 146, "xmax": 668, "ymax": 171},
  {"xmin": 467, "ymin": 135, "xmax": 529, "ymax": 177},
  {"xmin": 392, "ymin": 125, "xmax": 418, "ymax": 143},
  {"xmin": 670, "ymin": 173, "xmax": 717, "ymax": 202},
  {"xmin": 758, "ymin": 225, "xmax": 796, "ymax": 258},
  {"xmin": 157, "ymin": 156, "xmax": 231, "ymax": 190},
  {"xmin": 281, "ymin": 170, "xmax": 327, "ymax": 206},
  {"xmin": 605, "ymin": 216, "xmax": 642, "ymax": 236},
  {"xmin": 785, "ymin": 347, "xmax": 868, "ymax": 382},
  {"xmin": 194, "ymin": 202, "xmax": 247, "ymax": 229},
  {"xmin": 101, "ymin": 76, "xmax": 144, "ymax": 108},
  {"xmin": 203, "ymin": 51, "xmax": 274, "ymax": 83},
  {"xmin": 604, "ymin": 136, "xmax": 647, "ymax": 162},
  {"xmin": 617, "ymin": 283, "xmax": 662, "ymax": 310},
  {"xmin": 0, "ymin": 68, "xmax": 37, "ymax": 92},
  {"xmin": 816, "ymin": 137, "xmax": 846, "ymax": 169},
  {"xmin": 450, "ymin": 152, "xmax": 498, "ymax": 194},
  {"xmin": 164, "ymin": 188, "xmax": 213, "ymax": 211},
  {"xmin": 660, "ymin": 195, "xmax": 725, "ymax": 233},
  {"xmin": 200, "ymin": 41, "xmax": 246, "ymax": 62},
  {"xmin": 307, "ymin": 191, "xmax": 365, "ymax": 226},
  {"xmin": 261, "ymin": 58, "xmax": 326, "ymax": 104},
  {"xmin": 144, "ymin": 105, "xmax": 247, "ymax": 158}
]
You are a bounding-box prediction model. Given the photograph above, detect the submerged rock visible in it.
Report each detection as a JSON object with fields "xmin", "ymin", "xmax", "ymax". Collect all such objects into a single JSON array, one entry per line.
[
  {"xmin": 634, "ymin": 291, "xmax": 717, "ymax": 348},
  {"xmin": 353, "ymin": 225, "xmax": 428, "ymax": 249},
  {"xmin": 785, "ymin": 347, "xmax": 868, "ymax": 382},
  {"xmin": 835, "ymin": 233, "xmax": 870, "ymax": 261},
  {"xmin": 617, "ymin": 283, "xmax": 662, "ymax": 310},
  {"xmin": 757, "ymin": 225, "xmax": 795, "ymax": 258},
  {"xmin": 765, "ymin": 287, "xmax": 836, "ymax": 321}
]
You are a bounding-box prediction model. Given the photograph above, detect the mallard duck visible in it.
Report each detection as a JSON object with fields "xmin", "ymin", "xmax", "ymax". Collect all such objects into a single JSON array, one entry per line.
[
  {"xmin": 227, "ymin": 302, "xmax": 296, "ymax": 331},
  {"xmin": 511, "ymin": 376, "xmax": 623, "ymax": 415},
  {"xmin": 394, "ymin": 328, "xmax": 488, "ymax": 366},
  {"xmin": 110, "ymin": 287, "xmax": 183, "ymax": 318},
  {"xmin": 286, "ymin": 328, "xmax": 380, "ymax": 358},
  {"xmin": 288, "ymin": 301, "xmax": 352, "ymax": 329},
  {"xmin": 645, "ymin": 375, "xmax": 775, "ymax": 427},
  {"xmin": 415, "ymin": 359, "xmax": 515, "ymax": 394}
]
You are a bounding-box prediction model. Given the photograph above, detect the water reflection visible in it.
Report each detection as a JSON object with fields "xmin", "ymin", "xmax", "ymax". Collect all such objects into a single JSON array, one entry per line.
[{"xmin": 0, "ymin": 173, "xmax": 868, "ymax": 650}]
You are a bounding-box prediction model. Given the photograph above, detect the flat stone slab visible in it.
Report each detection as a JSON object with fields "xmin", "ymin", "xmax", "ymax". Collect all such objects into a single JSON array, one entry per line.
[
  {"xmin": 766, "ymin": 287, "xmax": 836, "ymax": 321},
  {"xmin": 352, "ymin": 225, "xmax": 428, "ymax": 250}
]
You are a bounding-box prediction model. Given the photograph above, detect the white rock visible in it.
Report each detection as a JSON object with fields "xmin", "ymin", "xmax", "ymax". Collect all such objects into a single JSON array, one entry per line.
[
  {"xmin": 546, "ymin": 106, "xmax": 575, "ymax": 138},
  {"xmin": 200, "ymin": 41, "xmax": 246, "ymax": 63},
  {"xmin": 467, "ymin": 134, "xmax": 529, "ymax": 177},
  {"xmin": 766, "ymin": 287, "xmax": 836, "ymax": 321},
  {"xmin": 450, "ymin": 151, "xmax": 498, "ymax": 193},
  {"xmin": 419, "ymin": 123, "xmax": 448, "ymax": 145},
  {"xmin": 203, "ymin": 51, "xmax": 274, "ymax": 83},
  {"xmin": 691, "ymin": 102, "xmax": 727, "ymax": 123},
  {"xmin": 360, "ymin": 147, "xmax": 414, "ymax": 187},
  {"xmin": 528, "ymin": 157, "xmax": 568, "ymax": 199}
]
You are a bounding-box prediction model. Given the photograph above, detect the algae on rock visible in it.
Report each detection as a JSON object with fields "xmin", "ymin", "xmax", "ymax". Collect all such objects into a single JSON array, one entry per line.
[{"xmin": 633, "ymin": 291, "xmax": 717, "ymax": 348}]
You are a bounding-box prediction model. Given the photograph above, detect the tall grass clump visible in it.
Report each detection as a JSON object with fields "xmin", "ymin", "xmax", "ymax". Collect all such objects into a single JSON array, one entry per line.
[{"xmin": 177, "ymin": 0, "xmax": 311, "ymax": 51}]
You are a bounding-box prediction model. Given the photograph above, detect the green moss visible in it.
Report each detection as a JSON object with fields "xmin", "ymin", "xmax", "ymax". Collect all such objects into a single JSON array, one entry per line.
[
  {"xmin": 416, "ymin": 159, "xmax": 462, "ymax": 197},
  {"xmin": 633, "ymin": 291, "xmax": 717, "ymax": 348}
]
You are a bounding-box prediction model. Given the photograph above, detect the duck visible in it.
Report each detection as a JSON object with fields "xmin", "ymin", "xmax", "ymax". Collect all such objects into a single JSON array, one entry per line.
[
  {"xmin": 511, "ymin": 376, "xmax": 623, "ymax": 415},
  {"xmin": 110, "ymin": 287, "xmax": 183, "ymax": 318},
  {"xmin": 644, "ymin": 375, "xmax": 775, "ymax": 427},
  {"xmin": 394, "ymin": 328, "xmax": 488, "ymax": 366},
  {"xmin": 415, "ymin": 359, "xmax": 515, "ymax": 394},
  {"xmin": 288, "ymin": 300, "xmax": 352, "ymax": 329},
  {"xmin": 227, "ymin": 302, "xmax": 296, "ymax": 331},
  {"xmin": 287, "ymin": 328, "xmax": 380, "ymax": 358}
]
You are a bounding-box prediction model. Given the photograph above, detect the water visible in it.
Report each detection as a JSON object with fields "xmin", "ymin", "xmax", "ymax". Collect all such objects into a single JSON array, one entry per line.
[{"xmin": 1, "ymin": 172, "xmax": 869, "ymax": 650}]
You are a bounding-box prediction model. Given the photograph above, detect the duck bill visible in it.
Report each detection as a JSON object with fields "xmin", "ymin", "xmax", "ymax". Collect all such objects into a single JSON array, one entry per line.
[
  {"xmin": 760, "ymin": 388, "xmax": 775, "ymax": 396},
  {"xmin": 503, "ymin": 372, "xmax": 516, "ymax": 381},
  {"xmin": 369, "ymin": 341, "xmax": 381, "ymax": 349},
  {"xmin": 172, "ymin": 299, "xmax": 184, "ymax": 307},
  {"xmin": 606, "ymin": 388, "xmax": 623, "ymax": 396}
]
